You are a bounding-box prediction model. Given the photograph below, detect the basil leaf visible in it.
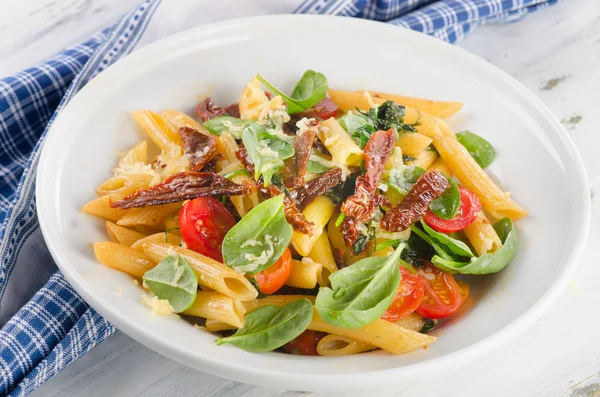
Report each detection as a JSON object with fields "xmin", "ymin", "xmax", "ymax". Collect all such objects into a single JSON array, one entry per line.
[
  {"xmin": 222, "ymin": 195, "xmax": 292, "ymax": 274},
  {"xmin": 315, "ymin": 243, "xmax": 404, "ymax": 329},
  {"xmin": 142, "ymin": 255, "xmax": 198, "ymax": 313},
  {"xmin": 456, "ymin": 130, "xmax": 496, "ymax": 168},
  {"xmin": 431, "ymin": 218, "xmax": 517, "ymax": 274},
  {"xmin": 429, "ymin": 177, "xmax": 460, "ymax": 220},
  {"xmin": 256, "ymin": 70, "xmax": 328, "ymax": 114},
  {"xmin": 204, "ymin": 116, "xmax": 248, "ymax": 138},
  {"xmin": 216, "ymin": 299, "xmax": 313, "ymax": 352},
  {"xmin": 420, "ymin": 220, "xmax": 473, "ymax": 258},
  {"xmin": 306, "ymin": 160, "xmax": 330, "ymax": 174},
  {"xmin": 375, "ymin": 239, "xmax": 401, "ymax": 252},
  {"xmin": 338, "ymin": 114, "xmax": 370, "ymax": 134},
  {"xmin": 223, "ymin": 169, "xmax": 251, "ymax": 180},
  {"xmin": 387, "ymin": 165, "xmax": 426, "ymax": 194},
  {"xmin": 409, "ymin": 225, "xmax": 455, "ymax": 261},
  {"xmin": 242, "ymin": 122, "xmax": 294, "ymax": 186}
]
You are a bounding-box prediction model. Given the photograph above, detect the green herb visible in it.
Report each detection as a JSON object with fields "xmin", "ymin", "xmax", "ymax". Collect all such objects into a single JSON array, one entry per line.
[
  {"xmin": 420, "ymin": 220, "xmax": 473, "ymax": 258},
  {"xmin": 401, "ymin": 233, "xmax": 435, "ymax": 265},
  {"xmin": 420, "ymin": 318, "xmax": 436, "ymax": 333},
  {"xmin": 429, "ymin": 177, "xmax": 460, "ymax": 220},
  {"xmin": 142, "ymin": 255, "xmax": 198, "ymax": 313},
  {"xmin": 306, "ymin": 153, "xmax": 332, "ymax": 174},
  {"xmin": 431, "ymin": 218, "xmax": 517, "ymax": 274},
  {"xmin": 386, "ymin": 165, "xmax": 426, "ymax": 195},
  {"xmin": 216, "ymin": 299, "xmax": 313, "ymax": 352},
  {"xmin": 204, "ymin": 116, "xmax": 248, "ymax": 138},
  {"xmin": 456, "ymin": 130, "xmax": 496, "ymax": 168},
  {"xmin": 403, "ymin": 154, "xmax": 417, "ymax": 163},
  {"xmin": 375, "ymin": 239, "xmax": 401, "ymax": 252},
  {"xmin": 409, "ymin": 225, "xmax": 455, "ymax": 261},
  {"xmin": 241, "ymin": 122, "xmax": 294, "ymax": 186},
  {"xmin": 315, "ymin": 243, "xmax": 405, "ymax": 329},
  {"xmin": 223, "ymin": 169, "xmax": 251, "ymax": 180},
  {"xmin": 339, "ymin": 114, "xmax": 375, "ymax": 148},
  {"xmin": 359, "ymin": 101, "xmax": 417, "ymax": 134},
  {"xmin": 399, "ymin": 258, "xmax": 418, "ymax": 274},
  {"xmin": 324, "ymin": 172, "xmax": 357, "ymax": 204},
  {"xmin": 222, "ymin": 195, "xmax": 292, "ymax": 274},
  {"xmin": 256, "ymin": 70, "xmax": 328, "ymax": 114},
  {"xmin": 335, "ymin": 213, "xmax": 346, "ymax": 227}
]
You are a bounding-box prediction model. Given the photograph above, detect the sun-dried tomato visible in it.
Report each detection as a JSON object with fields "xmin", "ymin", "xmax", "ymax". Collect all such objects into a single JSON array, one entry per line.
[
  {"xmin": 179, "ymin": 127, "xmax": 217, "ymax": 172},
  {"xmin": 295, "ymin": 167, "xmax": 343, "ymax": 211}
]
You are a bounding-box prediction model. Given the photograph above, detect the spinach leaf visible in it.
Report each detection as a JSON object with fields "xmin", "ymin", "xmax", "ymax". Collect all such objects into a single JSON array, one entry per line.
[
  {"xmin": 315, "ymin": 243, "xmax": 404, "ymax": 329},
  {"xmin": 256, "ymin": 70, "xmax": 328, "ymax": 114},
  {"xmin": 401, "ymin": 232, "xmax": 435, "ymax": 265},
  {"xmin": 339, "ymin": 114, "xmax": 375, "ymax": 149},
  {"xmin": 216, "ymin": 299, "xmax": 313, "ymax": 352},
  {"xmin": 242, "ymin": 122, "xmax": 294, "ymax": 186},
  {"xmin": 142, "ymin": 255, "xmax": 198, "ymax": 313},
  {"xmin": 456, "ymin": 130, "xmax": 496, "ymax": 168},
  {"xmin": 375, "ymin": 239, "xmax": 401, "ymax": 252},
  {"xmin": 409, "ymin": 225, "xmax": 455, "ymax": 261},
  {"xmin": 420, "ymin": 318, "xmax": 436, "ymax": 333},
  {"xmin": 431, "ymin": 218, "xmax": 516, "ymax": 274},
  {"xmin": 222, "ymin": 195, "xmax": 292, "ymax": 274},
  {"xmin": 429, "ymin": 177, "xmax": 460, "ymax": 220},
  {"xmin": 360, "ymin": 100, "xmax": 417, "ymax": 134},
  {"xmin": 420, "ymin": 220, "xmax": 473, "ymax": 258},
  {"xmin": 306, "ymin": 160, "xmax": 330, "ymax": 174},
  {"xmin": 203, "ymin": 116, "xmax": 248, "ymax": 138},
  {"xmin": 223, "ymin": 169, "xmax": 251, "ymax": 180},
  {"xmin": 386, "ymin": 165, "xmax": 426, "ymax": 195}
]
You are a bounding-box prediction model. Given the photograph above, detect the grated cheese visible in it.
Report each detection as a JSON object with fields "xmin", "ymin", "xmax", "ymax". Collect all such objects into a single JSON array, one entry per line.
[{"xmin": 142, "ymin": 293, "xmax": 175, "ymax": 316}]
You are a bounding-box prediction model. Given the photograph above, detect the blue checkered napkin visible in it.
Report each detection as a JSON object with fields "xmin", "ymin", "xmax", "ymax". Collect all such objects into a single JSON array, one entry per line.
[{"xmin": 0, "ymin": 0, "xmax": 559, "ymax": 395}]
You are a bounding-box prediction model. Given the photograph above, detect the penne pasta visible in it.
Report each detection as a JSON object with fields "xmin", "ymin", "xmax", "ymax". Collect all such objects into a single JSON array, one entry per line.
[
  {"xmin": 131, "ymin": 110, "xmax": 182, "ymax": 156},
  {"xmin": 367, "ymin": 91, "xmax": 463, "ymax": 119},
  {"xmin": 118, "ymin": 141, "xmax": 147, "ymax": 167},
  {"xmin": 117, "ymin": 202, "xmax": 182, "ymax": 227},
  {"xmin": 316, "ymin": 334, "xmax": 376, "ymax": 356},
  {"xmin": 243, "ymin": 295, "xmax": 316, "ymax": 312},
  {"xmin": 394, "ymin": 313, "xmax": 428, "ymax": 332},
  {"xmin": 286, "ymin": 259, "xmax": 322, "ymax": 289},
  {"xmin": 105, "ymin": 221, "xmax": 148, "ymax": 247},
  {"xmin": 142, "ymin": 243, "xmax": 258, "ymax": 301},
  {"xmin": 319, "ymin": 118, "xmax": 363, "ymax": 167},
  {"xmin": 406, "ymin": 149, "xmax": 438, "ymax": 170},
  {"xmin": 432, "ymin": 136, "xmax": 528, "ymax": 220},
  {"xmin": 434, "ymin": 116, "xmax": 455, "ymax": 137},
  {"xmin": 464, "ymin": 211, "xmax": 503, "ymax": 256},
  {"xmin": 427, "ymin": 157, "xmax": 453, "ymax": 177},
  {"xmin": 396, "ymin": 132, "xmax": 433, "ymax": 157},
  {"xmin": 205, "ymin": 319, "xmax": 238, "ymax": 332},
  {"xmin": 96, "ymin": 174, "xmax": 154, "ymax": 197},
  {"xmin": 239, "ymin": 77, "xmax": 271, "ymax": 120},
  {"xmin": 183, "ymin": 291, "xmax": 246, "ymax": 328},
  {"xmin": 291, "ymin": 196, "xmax": 336, "ymax": 256},
  {"xmin": 82, "ymin": 195, "xmax": 129, "ymax": 221},
  {"xmin": 307, "ymin": 232, "xmax": 338, "ymax": 287},
  {"xmin": 161, "ymin": 109, "xmax": 212, "ymax": 136},
  {"xmin": 309, "ymin": 308, "xmax": 436, "ymax": 354},
  {"xmin": 93, "ymin": 242, "xmax": 156, "ymax": 278},
  {"xmin": 130, "ymin": 232, "xmax": 182, "ymax": 250}
]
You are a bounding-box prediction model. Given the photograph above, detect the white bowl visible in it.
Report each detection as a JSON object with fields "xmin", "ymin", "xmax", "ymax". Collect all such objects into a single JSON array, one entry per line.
[{"xmin": 36, "ymin": 15, "xmax": 590, "ymax": 392}]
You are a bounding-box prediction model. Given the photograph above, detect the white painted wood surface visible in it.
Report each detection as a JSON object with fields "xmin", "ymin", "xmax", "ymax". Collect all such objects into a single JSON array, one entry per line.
[{"xmin": 1, "ymin": 0, "xmax": 599, "ymax": 395}]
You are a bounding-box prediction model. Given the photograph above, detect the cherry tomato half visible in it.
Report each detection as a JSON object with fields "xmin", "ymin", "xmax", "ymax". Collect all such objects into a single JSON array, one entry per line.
[
  {"xmin": 252, "ymin": 248, "xmax": 292, "ymax": 295},
  {"xmin": 179, "ymin": 197, "xmax": 236, "ymax": 262},
  {"xmin": 298, "ymin": 97, "xmax": 339, "ymax": 119},
  {"xmin": 457, "ymin": 280, "xmax": 470, "ymax": 303},
  {"xmin": 382, "ymin": 267, "xmax": 425, "ymax": 322},
  {"xmin": 281, "ymin": 330, "xmax": 326, "ymax": 356},
  {"xmin": 424, "ymin": 186, "xmax": 481, "ymax": 233},
  {"xmin": 416, "ymin": 262, "xmax": 462, "ymax": 319}
]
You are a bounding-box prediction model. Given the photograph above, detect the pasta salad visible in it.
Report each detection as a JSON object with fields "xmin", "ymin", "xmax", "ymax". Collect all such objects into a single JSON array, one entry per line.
[{"xmin": 83, "ymin": 70, "xmax": 527, "ymax": 356}]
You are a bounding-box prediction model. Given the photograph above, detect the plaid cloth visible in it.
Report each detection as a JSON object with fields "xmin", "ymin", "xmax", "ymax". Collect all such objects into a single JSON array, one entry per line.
[{"xmin": 0, "ymin": 0, "xmax": 559, "ymax": 395}]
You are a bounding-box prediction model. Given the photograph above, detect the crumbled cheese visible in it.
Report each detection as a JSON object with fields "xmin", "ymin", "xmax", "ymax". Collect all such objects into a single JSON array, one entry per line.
[
  {"xmin": 142, "ymin": 280, "xmax": 151, "ymax": 290},
  {"xmin": 296, "ymin": 117, "xmax": 317, "ymax": 136},
  {"xmin": 324, "ymin": 135, "xmax": 339, "ymax": 147},
  {"xmin": 239, "ymin": 77, "xmax": 270, "ymax": 120},
  {"xmin": 479, "ymin": 232, "xmax": 494, "ymax": 253},
  {"xmin": 142, "ymin": 293, "xmax": 175, "ymax": 316},
  {"xmin": 418, "ymin": 269, "xmax": 435, "ymax": 281},
  {"xmin": 131, "ymin": 279, "xmax": 139, "ymax": 286},
  {"xmin": 113, "ymin": 161, "xmax": 162, "ymax": 186}
]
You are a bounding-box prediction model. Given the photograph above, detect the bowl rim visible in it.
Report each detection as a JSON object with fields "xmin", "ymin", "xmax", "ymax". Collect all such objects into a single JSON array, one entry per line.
[{"xmin": 36, "ymin": 14, "xmax": 591, "ymax": 391}]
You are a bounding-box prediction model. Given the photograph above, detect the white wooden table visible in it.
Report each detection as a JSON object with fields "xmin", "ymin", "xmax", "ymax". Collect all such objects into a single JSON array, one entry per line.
[{"xmin": 2, "ymin": 0, "xmax": 599, "ymax": 396}]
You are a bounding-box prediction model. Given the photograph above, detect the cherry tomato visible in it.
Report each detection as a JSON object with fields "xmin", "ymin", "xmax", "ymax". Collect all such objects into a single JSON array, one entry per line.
[
  {"xmin": 298, "ymin": 97, "xmax": 339, "ymax": 119},
  {"xmin": 252, "ymin": 248, "xmax": 292, "ymax": 295},
  {"xmin": 424, "ymin": 187, "xmax": 481, "ymax": 233},
  {"xmin": 179, "ymin": 197, "xmax": 236, "ymax": 262},
  {"xmin": 281, "ymin": 330, "xmax": 326, "ymax": 356},
  {"xmin": 382, "ymin": 267, "xmax": 425, "ymax": 322},
  {"xmin": 416, "ymin": 262, "xmax": 462, "ymax": 319},
  {"xmin": 457, "ymin": 280, "xmax": 470, "ymax": 303}
]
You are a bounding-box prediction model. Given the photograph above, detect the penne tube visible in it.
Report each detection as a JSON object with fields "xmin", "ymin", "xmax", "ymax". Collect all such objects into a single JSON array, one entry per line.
[
  {"xmin": 142, "ymin": 243, "xmax": 258, "ymax": 301},
  {"xmin": 183, "ymin": 291, "xmax": 246, "ymax": 328},
  {"xmin": 117, "ymin": 202, "xmax": 182, "ymax": 227},
  {"xmin": 82, "ymin": 195, "xmax": 129, "ymax": 221},
  {"xmin": 205, "ymin": 319, "xmax": 238, "ymax": 332},
  {"xmin": 309, "ymin": 308, "xmax": 436, "ymax": 354},
  {"xmin": 434, "ymin": 116, "xmax": 455, "ymax": 137},
  {"xmin": 161, "ymin": 109, "xmax": 212, "ymax": 136},
  {"xmin": 307, "ymin": 232, "xmax": 338, "ymax": 287},
  {"xmin": 319, "ymin": 118, "xmax": 363, "ymax": 167},
  {"xmin": 130, "ymin": 232, "xmax": 182, "ymax": 250},
  {"xmin": 384, "ymin": 147, "xmax": 404, "ymax": 173},
  {"xmin": 394, "ymin": 312, "xmax": 428, "ymax": 332},
  {"xmin": 105, "ymin": 221, "xmax": 148, "ymax": 247},
  {"xmin": 406, "ymin": 149, "xmax": 438, "ymax": 170},
  {"xmin": 316, "ymin": 334, "xmax": 376, "ymax": 356},
  {"xmin": 96, "ymin": 174, "xmax": 154, "ymax": 197},
  {"xmin": 427, "ymin": 157, "xmax": 453, "ymax": 177},
  {"xmin": 118, "ymin": 141, "xmax": 147, "ymax": 167},
  {"xmin": 286, "ymin": 259, "xmax": 322, "ymax": 289},
  {"xmin": 367, "ymin": 91, "xmax": 463, "ymax": 119},
  {"xmin": 131, "ymin": 110, "xmax": 182, "ymax": 156},
  {"xmin": 432, "ymin": 136, "xmax": 528, "ymax": 220},
  {"xmin": 93, "ymin": 242, "xmax": 156, "ymax": 278},
  {"xmin": 291, "ymin": 196, "xmax": 336, "ymax": 256},
  {"xmin": 396, "ymin": 132, "xmax": 433, "ymax": 157},
  {"xmin": 464, "ymin": 211, "xmax": 503, "ymax": 256}
]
